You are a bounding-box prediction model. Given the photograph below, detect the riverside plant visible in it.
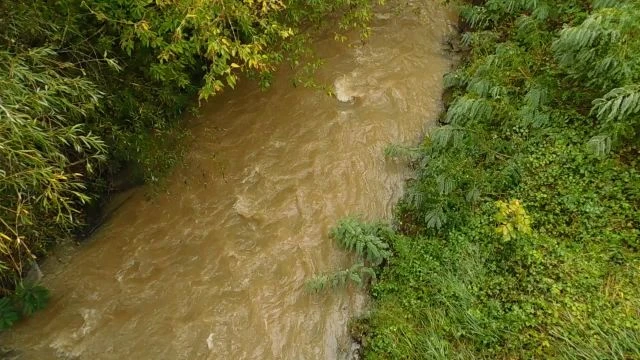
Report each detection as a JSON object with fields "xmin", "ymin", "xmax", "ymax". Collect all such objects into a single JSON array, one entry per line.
[{"xmin": 306, "ymin": 218, "xmax": 393, "ymax": 293}]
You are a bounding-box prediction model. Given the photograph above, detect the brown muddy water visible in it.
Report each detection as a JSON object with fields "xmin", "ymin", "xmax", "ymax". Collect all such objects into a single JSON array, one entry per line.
[{"xmin": 1, "ymin": 1, "xmax": 455, "ymax": 358}]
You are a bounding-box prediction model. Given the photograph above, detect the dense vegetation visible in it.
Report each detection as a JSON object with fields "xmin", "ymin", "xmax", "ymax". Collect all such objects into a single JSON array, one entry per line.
[
  {"xmin": 355, "ymin": 0, "xmax": 640, "ymax": 358},
  {"xmin": 306, "ymin": 218, "xmax": 393, "ymax": 292},
  {"xmin": 0, "ymin": 0, "xmax": 376, "ymax": 328}
]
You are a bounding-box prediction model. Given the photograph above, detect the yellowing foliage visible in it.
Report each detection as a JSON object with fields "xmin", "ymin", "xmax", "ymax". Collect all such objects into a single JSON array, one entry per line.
[{"xmin": 495, "ymin": 199, "xmax": 532, "ymax": 241}]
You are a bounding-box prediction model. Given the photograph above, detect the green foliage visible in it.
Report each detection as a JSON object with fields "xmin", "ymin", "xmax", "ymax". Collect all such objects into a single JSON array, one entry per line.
[
  {"xmin": 0, "ymin": 47, "xmax": 106, "ymax": 290},
  {"xmin": 307, "ymin": 218, "xmax": 392, "ymax": 292},
  {"xmin": 13, "ymin": 283, "xmax": 50, "ymax": 317},
  {"xmin": 494, "ymin": 199, "xmax": 532, "ymax": 241},
  {"xmin": 552, "ymin": 3, "xmax": 640, "ymax": 90},
  {"xmin": 383, "ymin": 144, "xmax": 421, "ymax": 162},
  {"xmin": 590, "ymin": 85, "xmax": 640, "ymax": 151},
  {"xmin": 306, "ymin": 263, "xmax": 376, "ymax": 293},
  {"xmin": 359, "ymin": 0, "xmax": 640, "ymax": 358},
  {"xmin": 0, "ymin": 283, "xmax": 49, "ymax": 330},
  {"xmin": 0, "ymin": 298, "xmax": 19, "ymax": 330},
  {"xmin": 331, "ymin": 218, "xmax": 393, "ymax": 266},
  {"xmin": 552, "ymin": 1, "xmax": 640, "ymax": 151}
]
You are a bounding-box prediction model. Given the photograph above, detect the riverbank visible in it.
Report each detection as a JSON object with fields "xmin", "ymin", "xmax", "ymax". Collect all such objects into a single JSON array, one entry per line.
[{"xmin": 357, "ymin": 0, "xmax": 640, "ymax": 358}]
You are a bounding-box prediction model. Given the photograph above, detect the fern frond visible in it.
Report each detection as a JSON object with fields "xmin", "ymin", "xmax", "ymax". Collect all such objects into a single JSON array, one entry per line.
[
  {"xmin": 460, "ymin": 6, "xmax": 490, "ymax": 29},
  {"xmin": 305, "ymin": 263, "xmax": 376, "ymax": 293},
  {"xmin": 589, "ymin": 85, "xmax": 640, "ymax": 146},
  {"xmin": 436, "ymin": 175, "xmax": 455, "ymax": 195},
  {"xmin": 524, "ymin": 85, "xmax": 550, "ymax": 109},
  {"xmin": 591, "ymin": 85, "xmax": 640, "ymax": 122},
  {"xmin": 532, "ymin": 3, "xmax": 551, "ymax": 21},
  {"xmin": 592, "ymin": 0, "xmax": 628, "ymax": 9},
  {"xmin": 384, "ymin": 143, "xmax": 420, "ymax": 161},
  {"xmin": 405, "ymin": 186, "xmax": 426, "ymax": 209},
  {"xmin": 430, "ymin": 125, "xmax": 467, "ymax": 150},
  {"xmin": 554, "ymin": 13, "xmax": 620, "ymax": 52},
  {"xmin": 518, "ymin": 106, "xmax": 550, "ymax": 128},
  {"xmin": 465, "ymin": 187, "xmax": 481, "ymax": 204},
  {"xmin": 330, "ymin": 218, "xmax": 392, "ymax": 265},
  {"xmin": 444, "ymin": 71, "xmax": 468, "ymax": 89},
  {"xmin": 467, "ymin": 78, "xmax": 493, "ymax": 97},
  {"xmin": 424, "ymin": 207, "xmax": 446, "ymax": 229},
  {"xmin": 552, "ymin": 6, "xmax": 640, "ymax": 88},
  {"xmin": 445, "ymin": 96, "xmax": 494, "ymax": 125}
]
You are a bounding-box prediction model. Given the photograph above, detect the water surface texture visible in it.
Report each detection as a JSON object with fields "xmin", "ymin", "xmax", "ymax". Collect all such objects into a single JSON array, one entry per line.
[{"xmin": 2, "ymin": 2, "xmax": 455, "ymax": 358}]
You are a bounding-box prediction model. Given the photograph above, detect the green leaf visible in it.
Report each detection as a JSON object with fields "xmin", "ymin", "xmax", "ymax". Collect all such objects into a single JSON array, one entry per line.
[{"xmin": 0, "ymin": 298, "xmax": 19, "ymax": 330}]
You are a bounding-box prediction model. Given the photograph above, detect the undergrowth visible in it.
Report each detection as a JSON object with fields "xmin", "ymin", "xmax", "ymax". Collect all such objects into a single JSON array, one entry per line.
[{"xmin": 355, "ymin": 0, "xmax": 640, "ymax": 358}]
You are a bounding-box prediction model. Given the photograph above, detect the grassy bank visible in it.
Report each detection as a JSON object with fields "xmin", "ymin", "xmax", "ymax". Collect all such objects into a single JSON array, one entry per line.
[{"xmin": 356, "ymin": 0, "xmax": 640, "ymax": 358}]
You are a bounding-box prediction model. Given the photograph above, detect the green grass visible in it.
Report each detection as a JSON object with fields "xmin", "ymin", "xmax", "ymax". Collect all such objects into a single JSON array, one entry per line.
[{"xmin": 360, "ymin": 141, "xmax": 640, "ymax": 358}]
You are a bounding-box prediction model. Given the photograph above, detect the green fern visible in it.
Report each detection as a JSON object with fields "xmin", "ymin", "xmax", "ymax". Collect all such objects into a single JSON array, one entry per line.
[
  {"xmin": 465, "ymin": 187, "xmax": 481, "ymax": 204},
  {"xmin": 306, "ymin": 219, "xmax": 392, "ymax": 293},
  {"xmin": 445, "ymin": 96, "xmax": 494, "ymax": 125},
  {"xmin": 0, "ymin": 298, "xmax": 19, "ymax": 331},
  {"xmin": 591, "ymin": 85, "xmax": 640, "ymax": 123},
  {"xmin": 553, "ymin": 5, "xmax": 640, "ymax": 89},
  {"xmin": 467, "ymin": 78, "xmax": 493, "ymax": 98},
  {"xmin": 531, "ymin": 3, "xmax": 551, "ymax": 21},
  {"xmin": 436, "ymin": 175, "xmax": 455, "ymax": 195},
  {"xmin": 430, "ymin": 125, "xmax": 467, "ymax": 150},
  {"xmin": 424, "ymin": 207, "xmax": 446, "ymax": 230},
  {"xmin": 330, "ymin": 218, "xmax": 392, "ymax": 266},
  {"xmin": 592, "ymin": 0, "xmax": 630, "ymax": 10},
  {"xmin": 589, "ymin": 85, "xmax": 640, "ymax": 149},
  {"xmin": 305, "ymin": 263, "xmax": 376, "ymax": 293},
  {"xmin": 460, "ymin": 6, "xmax": 491, "ymax": 29},
  {"xmin": 13, "ymin": 283, "xmax": 49, "ymax": 317},
  {"xmin": 524, "ymin": 85, "xmax": 550, "ymax": 110},
  {"xmin": 384, "ymin": 144, "xmax": 421, "ymax": 161},
  {"xmin": 518, "ymin": 106, "xmax": 551, "ymax": 128},
  {"xmin": 443, "ymin": 71, "xmax": 468, "ymax": 90}
]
